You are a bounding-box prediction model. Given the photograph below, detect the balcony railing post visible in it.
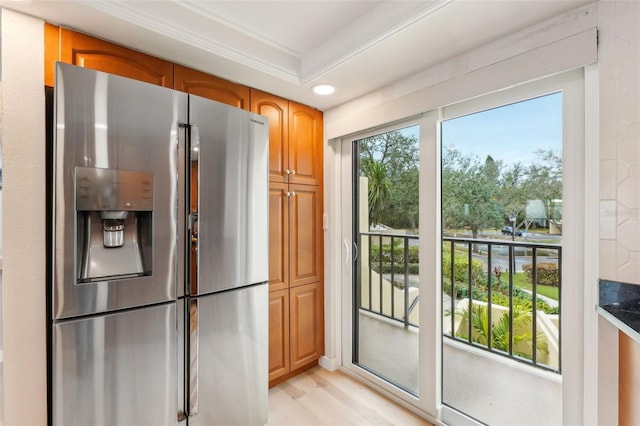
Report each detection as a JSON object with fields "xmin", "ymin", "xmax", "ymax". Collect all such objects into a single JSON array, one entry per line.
[
  {"xmin": 379, "ymin": 234, "xmax": 383, "ymax": 315},
  {"xmin": 450, "ymin": 240, "xmax": 455, "ymax": 338},
  {"xmin": 391, "ymin": 236, "xmax": 396, "ymax": 320},
  {"xmin": 557, "ymin": 247, "xmax": 562, "ymax": 372},
  {"xmin": 368, "ymin": 234, "xmax": 372, "ymax": 311},
  {"xmin": 532, "ymin": 247, "xmax": 538, "ymax": 365},
  {"xmin": 508, "ymin": 244, "xmax": 514, "ymax": 358},
  {"xmin": 404, "ymin": 237, "xmax": 410, "ymax": 327},
  {"xmin": 467, "ymin": 241, "xmax": 473, "ymax": 345},
  {"xmin": 487, "ymin": 243, "xmax": 493, "ymax": 351}
]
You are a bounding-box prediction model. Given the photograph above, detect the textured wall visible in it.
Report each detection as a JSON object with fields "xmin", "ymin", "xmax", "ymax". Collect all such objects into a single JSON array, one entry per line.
[
  {"xmin": 598, "ymin": 1, "xmax": 640, "ymax": 425},
  {"xmin": 598, "ymin": 1, "xmax": 640, "ymax": 283},
  {"xmin": 0, "ymin": 9, "xmax": 48, "ymax": 426}
]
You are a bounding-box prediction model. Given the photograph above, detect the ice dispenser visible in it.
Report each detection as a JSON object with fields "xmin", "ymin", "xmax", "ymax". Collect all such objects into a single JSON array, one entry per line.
[{"xmin": 76, "ymin": 167, "xmax": 153, "ymax": 282}]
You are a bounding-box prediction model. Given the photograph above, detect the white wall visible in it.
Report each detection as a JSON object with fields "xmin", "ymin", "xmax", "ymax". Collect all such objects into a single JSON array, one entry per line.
[
  {"xmin": 0, "ymin": 9, "xmax": 48, "ymax": 426},
  {"xmin": 597, "ymin": 1, "xmax": 640, "ymax": 283},
  {"xmin": 597, "ymin": 2, "xmax": 640, "ymax": 424}
]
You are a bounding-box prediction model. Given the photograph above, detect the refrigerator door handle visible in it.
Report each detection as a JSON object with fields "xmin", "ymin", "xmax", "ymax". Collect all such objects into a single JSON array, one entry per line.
[
  {"xmin": 177, "ymin": 122, "xmax": 188, "ymax": 299},
  {"xmin": 187, "ymin": 298, "xmax": 199, "ymax": 417},
  {"xmin": 188, "ymin": 213, "xmax": 199, "ymax": 295}
]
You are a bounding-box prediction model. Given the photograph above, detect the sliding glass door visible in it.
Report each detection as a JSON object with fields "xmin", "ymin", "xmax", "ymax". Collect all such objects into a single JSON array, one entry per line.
[
  {"xmin": 339, "ymin": 69, "xmax": 586, "ymax": 426},
  {"xmin": 439, "ymin": 70, "xmax": 586, "ymax": 425},
  {"xmin": 351, "ymin": 125, "xmax": 421, "ymax": 394}
]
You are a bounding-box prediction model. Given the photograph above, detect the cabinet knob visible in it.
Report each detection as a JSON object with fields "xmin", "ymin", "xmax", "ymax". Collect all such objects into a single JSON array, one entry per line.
[
  {"xmin": 284, "ymin": 169, "xmax": 291, "ymax": 175},
  {"xmin": 290, "ymin": 169, "xmax": 296, "ymax": 175},
  {"xmin": 290, "ymin": 191, "xmax": 296, "ymax": 197},
  {"xmin": 285, "ymin": 191, "xmax": 290, "ymax": 197}
]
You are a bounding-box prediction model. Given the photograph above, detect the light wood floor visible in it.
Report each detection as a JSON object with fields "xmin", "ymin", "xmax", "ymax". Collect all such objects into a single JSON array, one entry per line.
[{"xmin": 267, "ymin": 366, "xmax": 433, "ymax": 426}]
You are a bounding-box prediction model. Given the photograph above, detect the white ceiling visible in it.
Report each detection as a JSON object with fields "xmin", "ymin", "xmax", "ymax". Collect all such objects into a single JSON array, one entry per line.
[{"xmin": 2, "ymin": 0, "xmax": 590, "ymax": 110}]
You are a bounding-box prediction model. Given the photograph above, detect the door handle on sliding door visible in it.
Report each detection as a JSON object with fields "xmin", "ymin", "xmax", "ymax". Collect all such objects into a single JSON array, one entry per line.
[{"xmin": 187, "ymin": 298, "xmax": 199, "ymax": 417}]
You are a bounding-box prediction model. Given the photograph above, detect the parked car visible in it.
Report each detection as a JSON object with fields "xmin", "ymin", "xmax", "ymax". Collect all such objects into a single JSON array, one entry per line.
[{"xmin": 501, "ymin": 226, "xmax": 523, "ymax": 236}]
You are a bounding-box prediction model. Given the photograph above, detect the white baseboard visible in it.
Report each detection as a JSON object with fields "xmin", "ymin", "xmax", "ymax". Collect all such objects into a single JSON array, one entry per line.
[{"xmin": 318, "ymin": 355, "xmax": 339, "ymax": 371}]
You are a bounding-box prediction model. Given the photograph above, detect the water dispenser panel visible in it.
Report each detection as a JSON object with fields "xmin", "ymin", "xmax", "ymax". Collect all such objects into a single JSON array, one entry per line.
[
  {"xmin": 75, "ymin": 167, "xmax": 154, "ymax": 282},
  {"xmin": 76, "ymin": 167, "xmax": 153, "ymax": 212}
]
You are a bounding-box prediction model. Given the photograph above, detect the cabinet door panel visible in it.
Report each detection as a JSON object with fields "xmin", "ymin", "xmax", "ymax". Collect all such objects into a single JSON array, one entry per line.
[
  {"xmin": 251, "ymin": 90, "xmax": 289, "ymax": 183},
  {"xmin": 175, "ymin": 65, "xmax": 249, "ymax": 110},
  {"xmin": 269, "ymin": 289, "xmax": 290, "ymax": 382},
  {"xmin": 269, "ymin": 183, "xmax": 289, "ymax": 292},
  {"xmin": 290, "ymin": 282, "xmax": 323, "ymax": 370},
  {"xmin": 289, "ymin": 184, "xmax": 323, "ymax": 288},
  {"xmin": 58, "ymin": 29, "xmax": 173, "ymax": 87},
  {"xmin": 289, "ymin": 102, "xmax": 323, "ymax": 186}
]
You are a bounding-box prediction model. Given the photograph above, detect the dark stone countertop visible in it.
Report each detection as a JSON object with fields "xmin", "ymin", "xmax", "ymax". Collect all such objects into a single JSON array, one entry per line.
[{"xmin": 598, "ymin": 279, "xmax": 640, "ymax": 344}]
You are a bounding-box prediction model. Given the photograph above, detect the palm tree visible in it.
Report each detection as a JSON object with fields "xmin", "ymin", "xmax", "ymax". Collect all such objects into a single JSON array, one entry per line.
[
  {"xmin": 456, "ymin": 303, "xmax": 548, "ymax": 358},
  {"xmin": 365, "ymin": 160, "xmax": 392, "ymax": 226}
]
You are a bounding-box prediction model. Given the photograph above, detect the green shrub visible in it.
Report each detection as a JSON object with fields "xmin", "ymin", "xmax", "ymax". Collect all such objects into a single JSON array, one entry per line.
[
  {"xmin": 370, "ymin": 242, "xmax": 419, "ymax": 264},
  {"xmin": 441, "ymin": 245, "xmax": 485, "ymax": 285},
  {"xmin": 522, "ymin": 262, "xmax": 559, "ymax": 287},
  {"xmin": 444, "ymin": 270, "xmax": 559, "ymax": 315},
  {"xmin": 371, "ymin": 262, "xmax": 419, "ymax": 275},
  {"xmin": 485, "ymin": 292, "xmax": 558, "ymax": 315}
]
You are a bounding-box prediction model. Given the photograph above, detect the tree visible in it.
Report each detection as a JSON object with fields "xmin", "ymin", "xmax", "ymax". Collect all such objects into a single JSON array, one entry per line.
[
  {"xmin": 520, "ymin": 149, "xmax": 562, "ymax": 228},
  {"xmin": 359, "ymin": 130, "xmax": 419, "ymax": 229},
  {"xmin": 499, "ymin": 162, "xmax": 529, "ymax": 229},
  {"xmin": 442, "ymin": 148, "xmax": 504, "ymax": 239},
  {"xmin": 364, "ymin": 160, "xmax": 391, "ymax": 226}
]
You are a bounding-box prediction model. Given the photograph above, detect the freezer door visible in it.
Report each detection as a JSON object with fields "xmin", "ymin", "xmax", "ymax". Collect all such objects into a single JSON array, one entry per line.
[
  {"xmin": 52, "ymin": 303, "xmax": 178, "ymax": 426},
  {"xmin": 188, "ymin": 284, "xmax": 268, "ymax": 426},
  {"xmin": 53, "ymin": 63, "xmax": 187, "ymax": 319},
  {"xmin": 190, "ymin": 96, "xmax": 269, "ymax": 295}
]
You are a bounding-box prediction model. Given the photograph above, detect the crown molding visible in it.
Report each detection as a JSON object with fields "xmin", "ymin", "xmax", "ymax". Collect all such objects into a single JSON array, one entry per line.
[
  {"xmin": 300, "ymin": 0, "xmax": 453, "ymax": 83},
  {"xmin": 85, "ymin": 0, "xmax": 302, "ymax": 84},
  {"xmin": 83, "ymin": 0, "xmax": 455, "ymax": 88}
]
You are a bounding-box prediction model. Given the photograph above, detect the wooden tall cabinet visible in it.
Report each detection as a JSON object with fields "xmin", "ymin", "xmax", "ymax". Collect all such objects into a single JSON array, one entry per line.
[
  {"xmin": 252, "ymin": 90, "xmax": 324, "ymax": 386},
  {"xmin": 288, "ymin": 102, "xmax": 324, "ymax": 186}
]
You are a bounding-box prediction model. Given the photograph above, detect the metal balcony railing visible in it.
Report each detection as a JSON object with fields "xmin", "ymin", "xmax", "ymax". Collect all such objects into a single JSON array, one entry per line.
[
  {"xmin": 357, "ymin": 231, "xmax": 419, "ymax": 328},
  {"xmin": 357, "ymin": 231, "xmax": 562, "ymax": 373},
  {"xmin": 443, "ymin": 237, "xmax": 562, "ymax": 373}
]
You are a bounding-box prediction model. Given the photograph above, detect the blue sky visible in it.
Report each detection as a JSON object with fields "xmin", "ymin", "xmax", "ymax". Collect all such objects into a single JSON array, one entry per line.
[{"xmin": 441, "ymin": 92, "xmax": 562, "ymax": 166}]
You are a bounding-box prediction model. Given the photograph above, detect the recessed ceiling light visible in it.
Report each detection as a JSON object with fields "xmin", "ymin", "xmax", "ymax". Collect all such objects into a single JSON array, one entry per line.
[{"xmin": 312, "ymin": 84, "xmax": 335, "ymax": 95}]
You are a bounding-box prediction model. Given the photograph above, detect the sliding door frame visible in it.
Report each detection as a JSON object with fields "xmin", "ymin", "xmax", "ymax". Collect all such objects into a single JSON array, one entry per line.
[
  {"xmin": 330, "ymin": 67, "xmax": 599, "ymax": 426},
  {"xmin": 338, "ymin": 113, "xmax": 440, "ymax": 421}
]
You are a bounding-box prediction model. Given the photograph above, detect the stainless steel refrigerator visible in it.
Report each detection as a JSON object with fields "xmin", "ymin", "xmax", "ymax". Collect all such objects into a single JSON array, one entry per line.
[{"xmin": 50, "ymin": 62, "xmax": 269, "ymax": 425}]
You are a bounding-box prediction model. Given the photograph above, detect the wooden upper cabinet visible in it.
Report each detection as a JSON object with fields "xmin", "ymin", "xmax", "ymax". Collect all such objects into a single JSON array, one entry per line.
[
  {"xmin": 174, "ymin": 65, "xmax": 250, "ymax": 110},
  {"xmin": 251, "ymin": 90, "xmax": 289, "ymax": 183},
  {"xmin": 45, "ymin": 27, "xmax": 173, "ymax": 87},
  {"xmin": 44, "ymin": 23, "xmax": 60, "ymax": 86},
  {"xmin": 289, "ymin": 102, "xmax": 323, "ymax": 186}
]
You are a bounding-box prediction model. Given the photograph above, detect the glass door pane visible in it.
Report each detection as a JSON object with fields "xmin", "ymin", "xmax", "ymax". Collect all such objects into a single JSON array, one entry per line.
[
  {"xmin": 353, "ymin": 125, "xmax": 420, "ymax": 394},
  {"xmin": 441, "ymin": 93, "xmax": 563, "ymax": 425}
]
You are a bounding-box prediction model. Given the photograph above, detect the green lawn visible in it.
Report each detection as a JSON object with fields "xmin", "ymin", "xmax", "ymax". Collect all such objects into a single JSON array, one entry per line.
[{"xmin": 513, "ymin": 273, "xmax": 559, "ymax": 300}]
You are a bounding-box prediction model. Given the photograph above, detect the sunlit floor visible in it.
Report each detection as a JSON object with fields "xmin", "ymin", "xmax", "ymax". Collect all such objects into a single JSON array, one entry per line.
[{"xmin": 267, "ymin": 366, "xmax": 432, "ymax": 426}]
